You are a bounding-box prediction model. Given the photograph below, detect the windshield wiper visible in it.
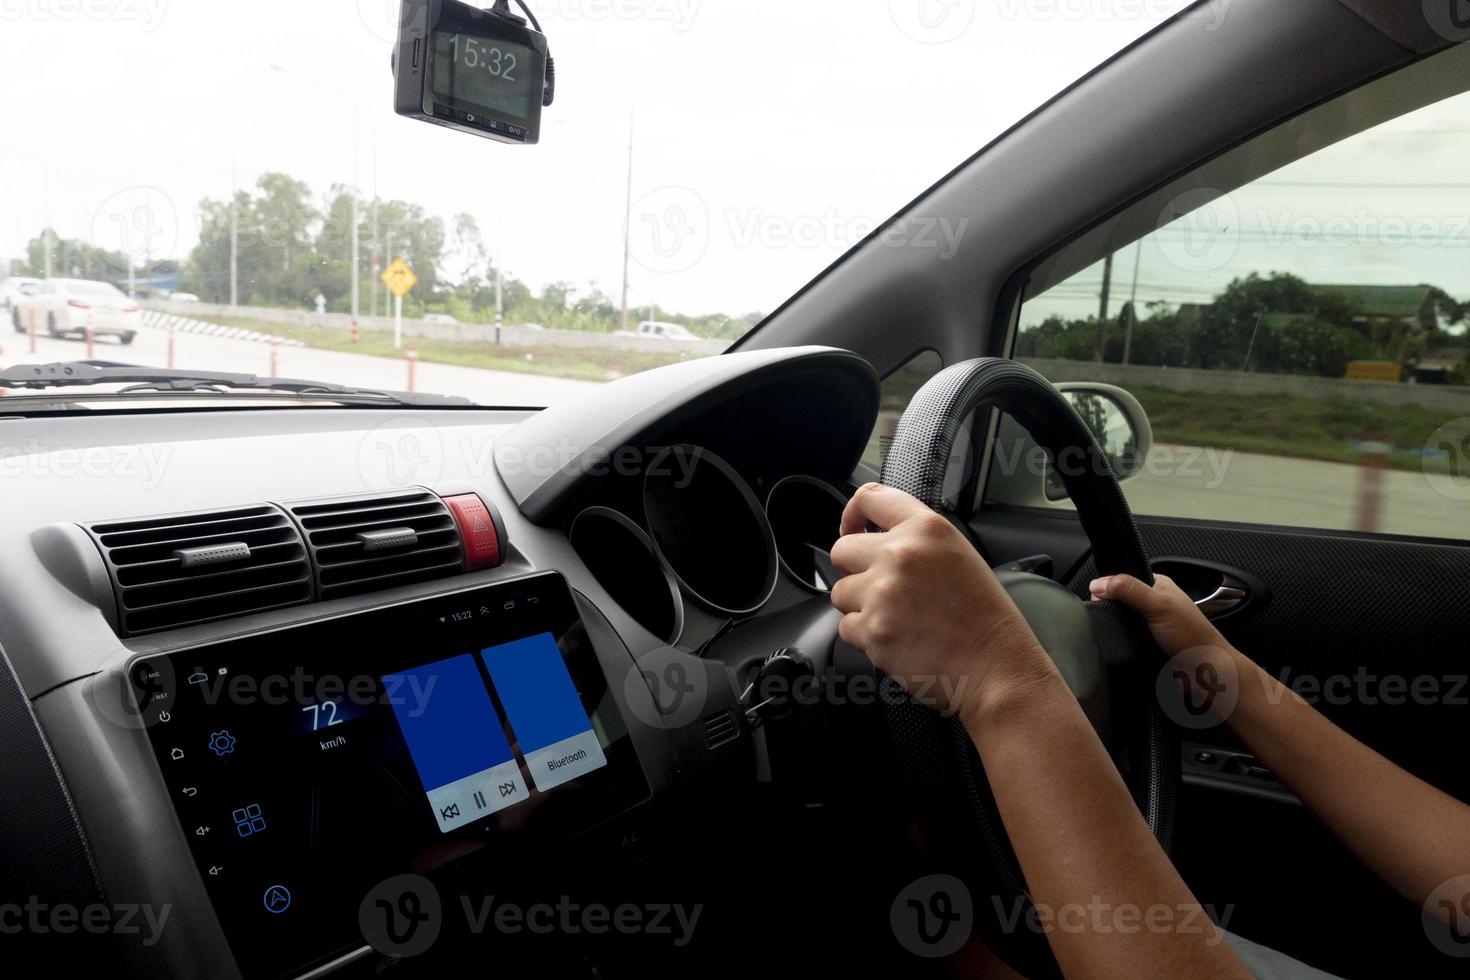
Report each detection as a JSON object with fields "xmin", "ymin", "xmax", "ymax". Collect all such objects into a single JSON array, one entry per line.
[{"xmin": 0, "ymin": 361, "xmax": 473, "ymax": 407}]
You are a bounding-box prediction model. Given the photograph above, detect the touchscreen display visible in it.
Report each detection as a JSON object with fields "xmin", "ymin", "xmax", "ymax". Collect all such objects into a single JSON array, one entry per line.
[{"xmin": 130, "ymin": 573, "xmax": 645, "ymax": 980}]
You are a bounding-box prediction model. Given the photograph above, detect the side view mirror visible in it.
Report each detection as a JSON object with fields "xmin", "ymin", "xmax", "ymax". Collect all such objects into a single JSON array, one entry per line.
[
  {"xmin": 985, "ymin": 382, "xmax": 1154, "ymax": 508},
  {"xmin": 1043, "ymin": 384, "xmax": 1154, "ymax": 501}
]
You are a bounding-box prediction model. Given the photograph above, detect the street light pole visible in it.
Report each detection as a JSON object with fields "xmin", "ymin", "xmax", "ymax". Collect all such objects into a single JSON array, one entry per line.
[
  {"xmin": 350, "ymin": 107, "xmax": 360, "ymax": 321},
  {"xmin": 229, "ymin": 167, "xmax": 239, "ymax": 307},
  {"xmin": 620, "ymin": 110, "xmax": 634, "ymax": 334},
  {"xmin": 371, "ymin": 150, "xmax": 380, "ymax": 319},
  {"xmin": 495, "ymin": 160, "xmax": 504, "ymax": 344}
]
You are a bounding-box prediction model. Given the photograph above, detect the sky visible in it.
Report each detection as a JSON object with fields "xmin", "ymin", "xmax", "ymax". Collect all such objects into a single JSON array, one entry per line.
[
  {"xmin": 1022, "ymin": 82, "xmax": 1470, "ymax": 331},
  {"xmin": 0, "ymin": 0, "xmax": 1197, "ymax": 319}
]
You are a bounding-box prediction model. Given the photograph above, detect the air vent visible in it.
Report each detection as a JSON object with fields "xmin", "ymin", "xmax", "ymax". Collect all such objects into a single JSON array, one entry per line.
[
  {"xmin": 86, "ymin": 506, "xmax": 312, "ymax": 635},
  {"xmin": 702, "ymin": 709, "xmax": 740, "ymax": 749},
  {"xmin": 286, "ymin": 490, "xmax": 464, "ymax": 601}
]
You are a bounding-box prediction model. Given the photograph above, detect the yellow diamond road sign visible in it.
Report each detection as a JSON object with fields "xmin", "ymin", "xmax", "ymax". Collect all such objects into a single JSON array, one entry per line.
[{"xmin": 382, "ymin": 258, "xmax": 417, "ymax": 299}]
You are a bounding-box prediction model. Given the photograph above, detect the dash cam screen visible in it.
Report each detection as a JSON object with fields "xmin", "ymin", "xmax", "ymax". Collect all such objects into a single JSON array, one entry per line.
[
  {"xmin": 130, "ymin": 573, "xmax": 644, "ymax": 980},
  {"xmin": 431, "ymin": 30, "xmax": 540, "ymax": 121}
]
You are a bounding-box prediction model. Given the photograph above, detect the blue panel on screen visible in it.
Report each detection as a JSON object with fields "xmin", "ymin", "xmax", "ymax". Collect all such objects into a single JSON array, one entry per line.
[
  {"xmin": 480, "ymin": 633, "xmax": 593, "ymax": 752},
  {"xmin": 385, "ymin": 654, "xmax": 514, "ymax": 791}
]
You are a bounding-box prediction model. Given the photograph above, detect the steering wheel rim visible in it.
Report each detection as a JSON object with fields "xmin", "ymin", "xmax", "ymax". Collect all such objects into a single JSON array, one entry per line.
[{"xmin": 876, "ymin": 357, "xmax": 1178, "ymax": 977}]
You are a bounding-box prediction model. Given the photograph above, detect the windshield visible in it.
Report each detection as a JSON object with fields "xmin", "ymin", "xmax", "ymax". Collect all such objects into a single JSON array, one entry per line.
[{"xmin": 1, "ymin": 1, "xmax": 1187, "ymax": 407}]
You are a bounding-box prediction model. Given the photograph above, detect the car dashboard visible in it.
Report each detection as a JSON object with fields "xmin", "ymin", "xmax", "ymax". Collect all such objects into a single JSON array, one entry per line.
[{"xmin": 0, "ymin": 346, "xmax": 881, "ymax": 980}]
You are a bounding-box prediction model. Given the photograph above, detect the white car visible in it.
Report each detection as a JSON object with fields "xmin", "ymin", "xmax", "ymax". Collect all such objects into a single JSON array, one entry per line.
[
  {"xmin": 423, "ymin": 313, "xmax": 460, "ymax": 325},
  {"xmin": 12, "ymin": 278, "xmax": 140, "ymax": 344},
  {"xmin": 0, "ymin": 276, "xmax": 41, "ymax": 311},
  {"xmin": 169, "ymin": 291, "xmax": 200, "ymax": 304},
  {"xmin": 636, "ymin": 321, "xmax": 701, "ymax": 342}
]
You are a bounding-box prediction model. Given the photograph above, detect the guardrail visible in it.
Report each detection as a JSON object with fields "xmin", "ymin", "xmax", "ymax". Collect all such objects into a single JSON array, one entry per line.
[
  {"xmin": 1021, "ymin": 357, "xmax": 1470, "ymax": 414},
  {"xmin": 146, "ymin": 302, "xmax": 731, "ymax": 357},
  {"xmin": 140, "ymin": 311, "xmax": 305, "ymax": 347}
]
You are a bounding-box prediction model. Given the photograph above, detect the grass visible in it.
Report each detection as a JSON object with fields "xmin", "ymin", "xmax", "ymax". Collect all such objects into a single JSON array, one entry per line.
[
  {"xmin": 197, "ymin": 315, "xmax": 1469, "ymax": 476},
  {"xmin": 1133, "ymin": 385, "xmax": 1467, "ymax": 474},
  {"xmin": 209, "ymin": 316, "xmax": 706, "ymax": 384}
]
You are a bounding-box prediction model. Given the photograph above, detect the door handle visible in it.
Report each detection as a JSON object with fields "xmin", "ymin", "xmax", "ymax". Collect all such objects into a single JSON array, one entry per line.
[
  {"xmin": 1152, "ymin": 557, "xmax": 1267, "ymax": 622},
  {"xmin": 1195, "ymin": 585, "xmax": 1247, "ymax": 618}
]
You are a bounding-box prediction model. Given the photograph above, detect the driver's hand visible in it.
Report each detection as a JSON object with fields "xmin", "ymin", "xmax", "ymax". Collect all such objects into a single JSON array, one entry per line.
[
  {"xmin": 1089, "ymin": 574, "xmax": 1228, "ymax": 660},
  {"xmin": 829, "ymin": 484, "xmax": 1055, "ymax": 724}
]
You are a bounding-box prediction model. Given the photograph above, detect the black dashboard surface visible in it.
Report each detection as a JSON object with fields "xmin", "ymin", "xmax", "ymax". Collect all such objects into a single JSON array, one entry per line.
[{"xmin": 0, "ymin": 346, "xmax": 881, "ymax": 979}]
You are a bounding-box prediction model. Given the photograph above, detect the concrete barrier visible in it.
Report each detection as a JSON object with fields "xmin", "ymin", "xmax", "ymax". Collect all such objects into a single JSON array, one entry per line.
[
  {"xmin": 1020, "ymin": 357, "xmax": 1470, "ymax": 414},
  {"xmin": 147, "ymin": 301, "xmax": 731, "ymax": 357},
  {"xmin": 140, "ymin": 310, "xmax": 306, "ymax": 347}
]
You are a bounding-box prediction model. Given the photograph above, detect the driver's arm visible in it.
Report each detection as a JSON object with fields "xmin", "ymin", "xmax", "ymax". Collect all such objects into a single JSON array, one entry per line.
[
  {"xmin": 1092, "ymin": 573, "xmax": 1470, "ymax": 926},
  {"xmin": 830, "ymin": 485, "xmax": 1251, "ymax": 980}
]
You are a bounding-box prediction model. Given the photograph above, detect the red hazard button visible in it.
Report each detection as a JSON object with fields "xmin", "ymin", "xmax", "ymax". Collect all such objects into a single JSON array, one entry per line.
[{"xmin": 443, "ymin": 493, "xmax": 504, "ymax": 571}]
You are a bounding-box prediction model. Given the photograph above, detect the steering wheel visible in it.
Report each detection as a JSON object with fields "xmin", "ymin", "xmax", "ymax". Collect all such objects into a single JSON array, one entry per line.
[{"xmin": 876, "ymin": 358, "xmax": 1178, "ymax": 977}]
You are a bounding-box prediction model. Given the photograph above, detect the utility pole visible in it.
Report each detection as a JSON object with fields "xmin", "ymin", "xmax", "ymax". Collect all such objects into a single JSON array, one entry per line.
[
  {"xmin": 619, "ymin": 110, "xmax": 634, "ymax": 333},
  {"xmin": 350, "ymin": 108, "xmax": 361, "ymax": 321},
  {"xmin": 229, "ymin": 170, "xmax": 239, "ymax": 307},
  {"xmin": 1096, "ymin": 252, "xmax": 1114, "ymax": 363},
  {"xmin": 350, "ymin": 186, "xmax": 360, "ymax": 319},
  {"xmin": 43, "ymin": 173, "xmax": 53, "ymax": 278},
  {"xmin": 1122, "ymin": 240, "xmax": 1142, "ymax": 366},
  {"xmin": 495, "ymin": 160, "xmax": 504, "ymax": 345},
  {"xmin": 371, "ymin": 150, "xmax": 380, "ymax": 319}
]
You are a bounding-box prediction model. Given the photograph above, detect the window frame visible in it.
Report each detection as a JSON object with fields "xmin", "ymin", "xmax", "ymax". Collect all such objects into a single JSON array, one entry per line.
[{"xmin": 972, "ymin": 43, "xmax": 1470, "ymax": 526}]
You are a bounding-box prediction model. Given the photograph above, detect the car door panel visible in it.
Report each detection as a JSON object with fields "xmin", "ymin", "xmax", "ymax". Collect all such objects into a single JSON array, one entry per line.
[{"xmin": 972, "ymin": 508, "xmax": 1470, "ymax": 977}]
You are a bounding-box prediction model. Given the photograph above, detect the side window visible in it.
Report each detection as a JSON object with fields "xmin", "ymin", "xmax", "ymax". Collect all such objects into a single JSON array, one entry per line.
[
  {"xmin": 996, "ymin": 53, "xmax": 1470, "ymax": 541},
  {"xmin": 863, "ymin": 350, "xmax": 946, "ymax": 473}
]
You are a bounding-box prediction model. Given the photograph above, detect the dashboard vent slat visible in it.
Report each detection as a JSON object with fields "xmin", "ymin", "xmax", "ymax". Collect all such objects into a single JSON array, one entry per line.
[
  {"xmin": 702, "ymin": 710, "xmax": 740, "ymax": 749},
  {"xmin": 286, "ymin": 490, "xmax": 465, "ymax": 601},
  {"xmin": 85, "ymin": 505, "xmax": 312, "ymax": 636}
]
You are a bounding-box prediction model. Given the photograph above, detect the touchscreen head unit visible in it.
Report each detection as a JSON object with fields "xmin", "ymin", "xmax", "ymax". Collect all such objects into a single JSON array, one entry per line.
[{"xmin": 130, "ymin": 572, "xmax": 647, "ymax": 980}]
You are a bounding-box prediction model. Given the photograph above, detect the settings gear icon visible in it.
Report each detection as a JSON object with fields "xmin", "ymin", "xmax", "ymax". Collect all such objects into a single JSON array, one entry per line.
[{"xmin": 207, "ymin": 730, "xmax": 238, "ymax": 757}]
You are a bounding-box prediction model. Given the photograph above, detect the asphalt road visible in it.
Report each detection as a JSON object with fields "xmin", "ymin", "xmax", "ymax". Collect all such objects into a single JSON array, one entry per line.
[
  {"xmin": 1124, "ymin": 445, "xmax": 1460, "ymax": 540},
  {"xmin": 3, "ymin": 313, "xmax": 1458, "ymax": 540},
  {"xmin": 1, "ymin": 314, "xmax": 598, "ymax": 407}
]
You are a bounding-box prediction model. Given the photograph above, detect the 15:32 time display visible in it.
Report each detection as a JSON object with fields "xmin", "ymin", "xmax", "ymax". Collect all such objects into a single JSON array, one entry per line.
[{"xmin": 448, "ymin": 33, "xmax": 519, "ymax": 82}]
